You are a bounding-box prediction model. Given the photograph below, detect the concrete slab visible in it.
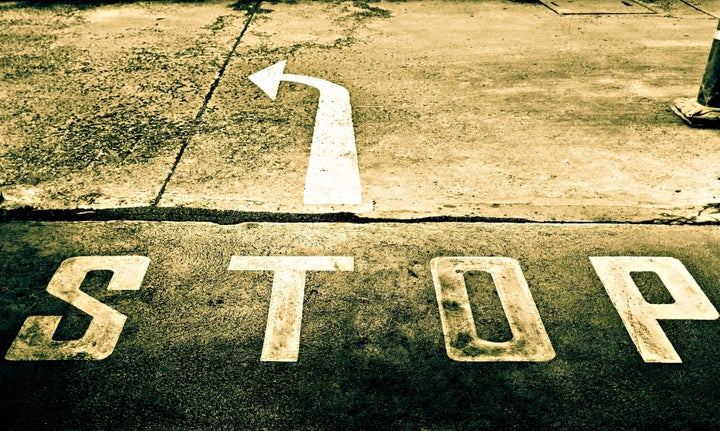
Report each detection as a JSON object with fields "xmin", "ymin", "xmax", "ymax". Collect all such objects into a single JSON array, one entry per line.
[
  {"xmin": 539, "ymin": 0, "xmax": 656, "ymax": 15},
  {"xmin": 0, "ymin": 1, "xmax": 251, "ymax": 209},
  {"xmin": 2, "ymin": 220, "xmax": 720, "ymax": 429},
  {"xmin": 682, "ymin": 0, "xmax": 720, "ymax": 18},
  {"xmin": 161, "ymin": 0, "xmax": 720, "ymax": 221},
  {"xmin": 640, "ymin": 0, "xmax": 717, "ymax": 17}
]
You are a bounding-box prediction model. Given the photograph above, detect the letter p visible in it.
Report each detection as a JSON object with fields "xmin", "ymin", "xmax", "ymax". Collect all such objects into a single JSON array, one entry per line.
[{"xmin": 590, "ymin": 257, "xmax": 719, "ymax": 363}]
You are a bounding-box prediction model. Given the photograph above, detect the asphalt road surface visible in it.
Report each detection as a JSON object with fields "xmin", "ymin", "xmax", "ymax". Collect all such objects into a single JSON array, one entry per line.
[
  {"xmin": 3, "ymin": 221, "xmax": 720, "ymax": 430},
  {"xmin": 4, "ymin": 1, "xmax": 720, "ymax": 430}
]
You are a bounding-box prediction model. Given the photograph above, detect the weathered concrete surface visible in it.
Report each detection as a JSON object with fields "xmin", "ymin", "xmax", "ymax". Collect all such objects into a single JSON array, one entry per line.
[
  {"xmin": 683, "ymin": 0, "xmax": 720, "ymax": 18},
  {"xmin": 539, "ymin": 0, "xmax": 656, "ymax": 15},
  {"xmin": 0, "ymin": 1, "xmax": 251, "ymax": 209},
  {"xmin": 160, "ymin": 0, "xmax": 720, "ymax": 222},
  {"xmin": 3, "ymin": 0, "xmax": 720, "ymax": 222},
  {"xmin": 2, "ymin": 221, "xmax": 720, "ymax": 429}
]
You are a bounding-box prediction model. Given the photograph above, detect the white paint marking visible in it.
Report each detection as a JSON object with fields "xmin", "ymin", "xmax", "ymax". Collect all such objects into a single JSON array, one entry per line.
[
  {"xmin": 430, "ymin": 257, "xmax": 555, "ymax": 362},
  {"xmin": 228, "ymin": 256, "xmax": 354, "ymax": 362},
  {"xmin": 590, "ymin": 256, "xmax": 719, "ymax": 363},
  {"xmin": 715, "ymin": 30, "xmax": 720, "ymax": 41},
  {"xmin": 249, "ymin": 60, "xmax": 363, "ymax": 206},
  {"xmin": 5, "ymin": 256, "xmax": 149, "ymax": 361}
]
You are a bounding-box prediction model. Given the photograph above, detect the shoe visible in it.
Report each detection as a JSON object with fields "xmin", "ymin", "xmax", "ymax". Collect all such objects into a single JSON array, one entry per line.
[{"xmin": 672, "ymin": 97, "xmax": 720, "ymax": 127}]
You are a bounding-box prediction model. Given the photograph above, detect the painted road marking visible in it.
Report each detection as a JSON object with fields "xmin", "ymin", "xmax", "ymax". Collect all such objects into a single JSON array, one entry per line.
[
  {"xmin": 591, "ymin": 257, "xmax": 720, "ymax": 363},
  {"xmin": 248, "ymin": 60, "xmax": 363, "ymax": 206},
  {"xmin": 431, "ymin": 257, "xmax": 556, "ymax": 362},
  {"xmin": 4, "ymin": 256, "xmax": 149, "ymax": 361},
  {"xmin": 6, "ymin": 254, "xmax": 719, "ymax": 363},
  {"xmin": 228, "ymin": 256, "xmax": 354, "ymax": 362}
]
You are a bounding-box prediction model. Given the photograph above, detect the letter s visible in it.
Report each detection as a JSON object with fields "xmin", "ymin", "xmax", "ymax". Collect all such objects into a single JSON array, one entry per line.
[{"xmin": 5, "ymin": 256, "xmax": 149, "ymax": 361}]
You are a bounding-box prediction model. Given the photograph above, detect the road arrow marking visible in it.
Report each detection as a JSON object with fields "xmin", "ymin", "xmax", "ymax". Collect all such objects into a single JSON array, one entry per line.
[{"xmin": 249, "ymin": 60, "xmax": 363, "ymax": 206}]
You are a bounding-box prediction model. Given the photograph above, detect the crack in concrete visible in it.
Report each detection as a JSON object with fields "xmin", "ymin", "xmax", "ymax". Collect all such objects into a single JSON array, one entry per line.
[
  {"xmin": 151, "ymin": 0, "xmax": 263, "ymax": 207},
  {"xmin": 1, "ymin": 206, "xmax": 718, "ymax": 226}
]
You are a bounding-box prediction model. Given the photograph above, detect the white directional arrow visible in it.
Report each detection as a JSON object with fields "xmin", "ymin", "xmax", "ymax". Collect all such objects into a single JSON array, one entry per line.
[{"xmin": 249, "ymin": 60, "xmax": 363, "ymax": 206}]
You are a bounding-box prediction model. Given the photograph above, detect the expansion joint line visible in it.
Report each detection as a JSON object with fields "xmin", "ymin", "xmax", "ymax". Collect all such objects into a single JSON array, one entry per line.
[
  {"xmin": 152, "ymin": 1, "xmax": 263, "ymax": 207},
  {"xmin": 679, "ymin": 0, "xmax": 718, "ymax": 18}
]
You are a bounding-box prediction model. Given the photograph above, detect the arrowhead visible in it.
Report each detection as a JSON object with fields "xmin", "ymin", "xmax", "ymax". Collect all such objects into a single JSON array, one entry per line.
[{"xmin": 248, "ymin": 60, "xmax": 287, "ymax": 101}]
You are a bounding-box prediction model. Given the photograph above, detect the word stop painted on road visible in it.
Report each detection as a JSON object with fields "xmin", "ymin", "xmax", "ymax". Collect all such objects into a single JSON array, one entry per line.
[{"xmin": 4, "ymin": 255, "xmax": 718, "ymax": 363}]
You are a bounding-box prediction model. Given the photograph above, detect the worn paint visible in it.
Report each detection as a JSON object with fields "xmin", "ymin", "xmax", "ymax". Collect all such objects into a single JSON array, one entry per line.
[
  {"xmin": 4, "ymin": 256, "xmax": 149, "ymax": 361},
  {"xmin": 228, "ymin": 256, "xmax": 354, "ymax": 362},
  {"xmin": 249, "ymin": 60, "xmax": 363, "ymax": 206}
]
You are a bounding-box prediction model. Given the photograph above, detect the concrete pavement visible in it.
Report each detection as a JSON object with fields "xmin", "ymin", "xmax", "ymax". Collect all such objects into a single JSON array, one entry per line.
[
  {"xmin": 0, "ymin": 1, "xmax": 254, "ymax": 209},
  {"xmin": 2, "ymin": 0, "xmax": 720, "ymax": 221},
  {"xmin": 4, "ymin": 0, "xmax": 720, "ymax": 430}
]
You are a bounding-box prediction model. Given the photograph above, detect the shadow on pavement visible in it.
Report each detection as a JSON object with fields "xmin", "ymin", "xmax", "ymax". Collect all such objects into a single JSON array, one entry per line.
[{"xmin": 0, "ymin": 0, "xmax": 263, "ymax": 11}]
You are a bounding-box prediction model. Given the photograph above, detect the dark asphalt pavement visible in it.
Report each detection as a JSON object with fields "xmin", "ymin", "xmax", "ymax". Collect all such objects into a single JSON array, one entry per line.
[{"xmin": 2, "ymin": 221, "xmax": 720, "ymax": 429}]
